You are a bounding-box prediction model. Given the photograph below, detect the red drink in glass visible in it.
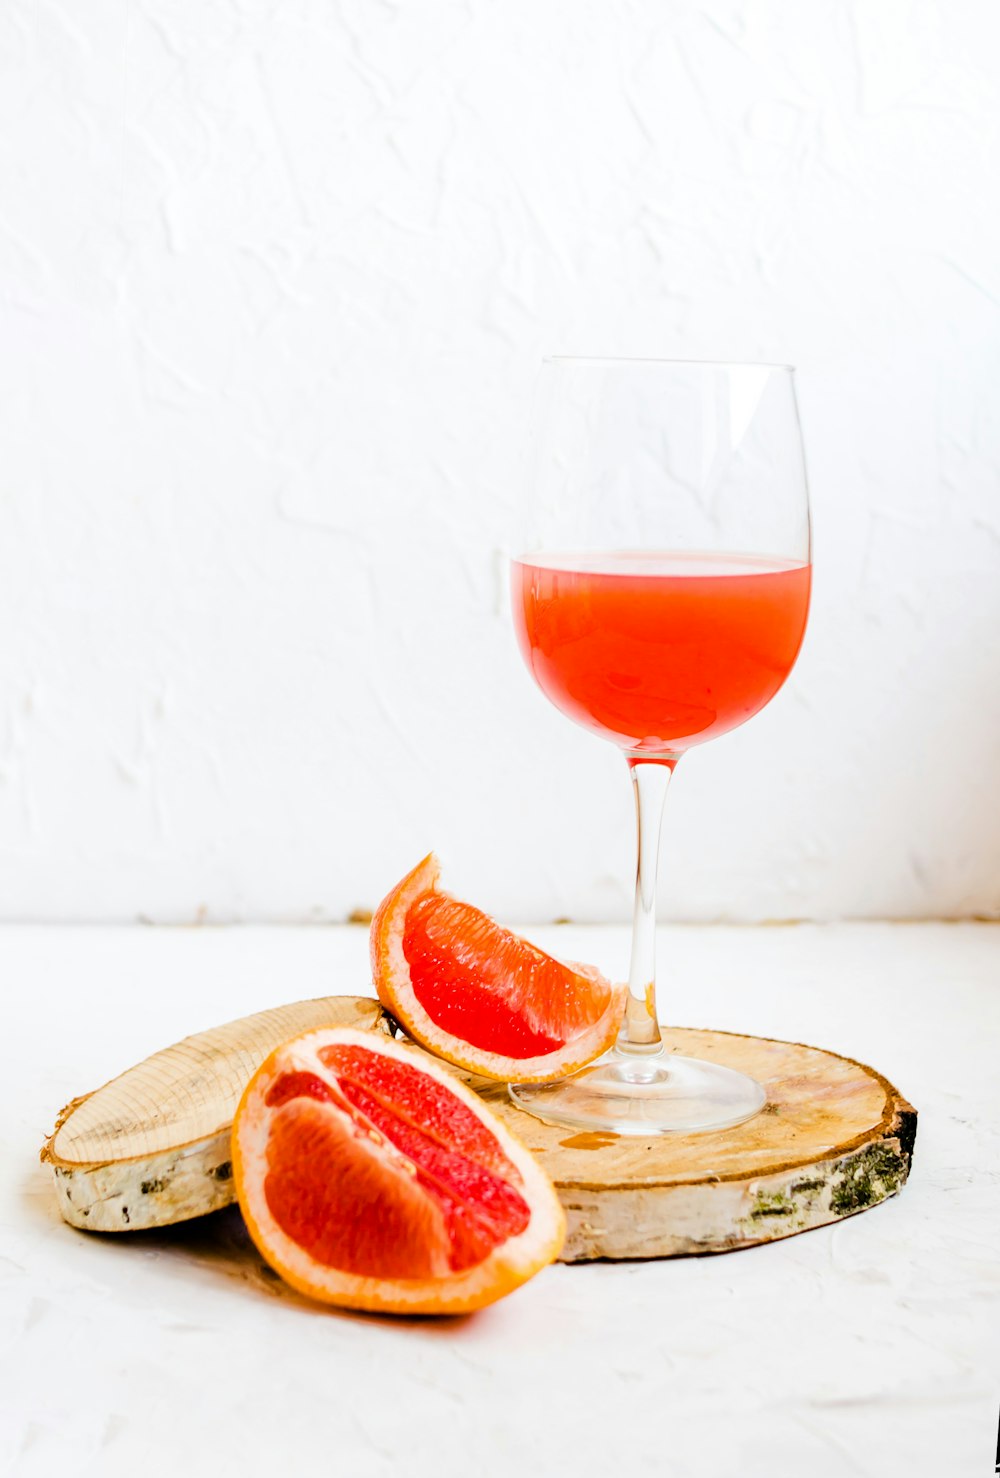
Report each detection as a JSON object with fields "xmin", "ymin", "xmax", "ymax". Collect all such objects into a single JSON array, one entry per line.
[{"xmin": 512, "ymin": 551, "xmax": 811, "ymax": 756}]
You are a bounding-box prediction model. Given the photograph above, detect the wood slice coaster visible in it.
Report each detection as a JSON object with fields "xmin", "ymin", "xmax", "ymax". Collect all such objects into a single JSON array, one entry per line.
[
  {"xmin": 43, "ymin": 997, "xmax": 916, "ymax": 1260},
  {"xmin": 475, "ymin": 1027, "xmax": 917, "ymax": 1260},
  {"xmin": 43, "ymin": 996, "xmax": 390, "ymax": 1233}
]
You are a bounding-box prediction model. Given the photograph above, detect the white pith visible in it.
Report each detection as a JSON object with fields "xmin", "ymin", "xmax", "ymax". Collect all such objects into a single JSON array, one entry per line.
[{"xmin": 233, "ymin": 1026, "xmax": 566, "ymax": 1314}]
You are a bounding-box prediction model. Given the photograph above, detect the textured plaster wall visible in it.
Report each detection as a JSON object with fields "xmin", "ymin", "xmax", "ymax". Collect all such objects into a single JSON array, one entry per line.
[{"xmin": 1, "ymin": 0, "xmax": 999, "ymax": 923}]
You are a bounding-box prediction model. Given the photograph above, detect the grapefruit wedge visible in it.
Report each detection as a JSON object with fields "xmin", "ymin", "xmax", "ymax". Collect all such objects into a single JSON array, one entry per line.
[
  {"xmin": 232, "ymin": 1026, "xmax": 565, "ymax": 1315},
  {"xmin": 371, "ymin": 854, "xmax": 625, "ymax": 1083}
]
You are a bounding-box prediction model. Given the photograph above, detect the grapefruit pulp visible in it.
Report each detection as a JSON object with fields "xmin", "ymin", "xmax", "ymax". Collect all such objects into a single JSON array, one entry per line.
[
  {"xmin": 371, "ymin": 855, "xmax": 625, "ymax": 1082},
  {"xmin": 232, "ymin": 1026, "xmax": 565, "ymax": 1314}
]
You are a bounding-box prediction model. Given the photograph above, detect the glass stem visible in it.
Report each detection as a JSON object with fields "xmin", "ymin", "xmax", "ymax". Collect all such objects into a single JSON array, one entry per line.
[{"xmin": 617, "ymin": 757, "xmax": 678, "ymax": 1056}]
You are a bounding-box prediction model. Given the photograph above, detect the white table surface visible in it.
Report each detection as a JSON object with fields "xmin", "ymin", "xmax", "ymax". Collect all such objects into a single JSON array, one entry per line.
[{"xmin": 2, "ymin": 922, "xmax": 999, "ymax": 1478}]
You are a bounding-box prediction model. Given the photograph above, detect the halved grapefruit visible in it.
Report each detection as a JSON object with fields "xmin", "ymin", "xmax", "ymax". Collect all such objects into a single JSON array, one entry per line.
[
  {"xmin": 371, "ymin": 854, "xmax": 625, "ymax": 1083},
  {"xmin": 232, "ymin": 1026, "xmax": 565, "ymax": 1315}
]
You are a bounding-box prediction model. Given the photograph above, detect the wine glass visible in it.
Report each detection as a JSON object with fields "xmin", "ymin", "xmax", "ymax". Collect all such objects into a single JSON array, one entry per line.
[{"xmin": 509, "ymin": 358, "xmax": 811, "ymax": 1135}]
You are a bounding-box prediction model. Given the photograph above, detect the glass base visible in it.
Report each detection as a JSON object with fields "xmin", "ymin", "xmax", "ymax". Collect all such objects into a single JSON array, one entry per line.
[{"xmin": 508, "ymin": 1050, "xmax": 767, "ymax": 1136}]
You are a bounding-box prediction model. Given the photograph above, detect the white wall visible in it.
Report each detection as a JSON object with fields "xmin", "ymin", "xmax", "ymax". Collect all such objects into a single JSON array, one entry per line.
[{"xmin": 1, "ymin": 0, "xmax": 998, "ymax": 923}]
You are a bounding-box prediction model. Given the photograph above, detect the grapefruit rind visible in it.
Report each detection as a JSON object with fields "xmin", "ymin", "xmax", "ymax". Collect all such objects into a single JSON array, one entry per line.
[
  {"xmin": 371, "ymin": 854, "xmax": 625, "ymax": 1083},
  {"xmin": 232, "ymin": 1026, "xmax": 566, "ymax": 1315}
]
